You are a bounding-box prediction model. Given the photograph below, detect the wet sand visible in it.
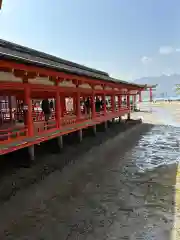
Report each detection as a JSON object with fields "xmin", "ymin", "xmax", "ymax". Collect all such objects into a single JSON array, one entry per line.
[
  {"xmin": 0, "ymin": 108, "xmax": 180, "ymax": 239},
  {"xmin": 153, "ymin": 102, "xmax": 180, "ymax": 124}
]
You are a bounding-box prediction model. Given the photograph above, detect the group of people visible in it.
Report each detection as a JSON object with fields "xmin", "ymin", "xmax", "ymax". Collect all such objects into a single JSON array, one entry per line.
[
  {"xmin": 84, "ymin": 97, "xmax": 104, "ymax": 114},
  {"xmin": 41, "ymin": 97, "xmax": 110, "ymax": 122}
]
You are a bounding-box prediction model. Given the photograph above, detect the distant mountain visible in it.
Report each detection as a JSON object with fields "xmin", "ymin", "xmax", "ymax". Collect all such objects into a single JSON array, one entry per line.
[{"xmin": 134, "ymin": 74, "xmax": 180, "ymax": 98}]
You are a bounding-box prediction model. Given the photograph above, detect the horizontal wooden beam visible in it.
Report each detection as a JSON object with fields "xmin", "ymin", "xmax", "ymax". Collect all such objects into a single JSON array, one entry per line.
[{"xmin": 0, "ymin": 59, "xmax": 142, "ymax": 91}]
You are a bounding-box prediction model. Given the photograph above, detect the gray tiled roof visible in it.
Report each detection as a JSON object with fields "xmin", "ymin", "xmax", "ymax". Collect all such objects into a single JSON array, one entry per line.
[{"xmin": 0, "ymin": 39, "xmax": 145, "ymax": 89}]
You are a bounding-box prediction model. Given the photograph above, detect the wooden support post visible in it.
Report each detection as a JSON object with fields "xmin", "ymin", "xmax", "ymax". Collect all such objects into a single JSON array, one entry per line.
[
  {"xmin": 104, "ymin": 121, "xmax": 108, "ymax": 130},
  {"xmin": 47, "ymin": 136, "xmax": 63, "ymax": 153},
  {"xmin": 28, "ymin": 145, "xmax": 35, "ymax": 162},
  {"xmin": 78, "ymin": 129, "xmax": 83, "ymax": 142},
  {"xmin": 55, "ymin": 91, "xmax": 61, "ymax": 128},
  {"xmin": 92, "ymin": 125, "xmax": 96, "ymax": 135},
  {"xmin": 57, "ymin": 136, "xmax": 63, "ymax": 149},
  {"xmin": 24, "ymin": 85, "xmax": 33, "ymax": 136}
]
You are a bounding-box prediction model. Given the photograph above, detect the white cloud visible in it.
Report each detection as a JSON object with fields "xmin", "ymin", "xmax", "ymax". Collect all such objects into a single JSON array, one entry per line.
[
  {"xmin": 159, "ymin": 46, "xmax": 174, "ymax": 55},
  {"xmin": 141, "ymin": 56, "xmax": 152, "ymax": 64}
]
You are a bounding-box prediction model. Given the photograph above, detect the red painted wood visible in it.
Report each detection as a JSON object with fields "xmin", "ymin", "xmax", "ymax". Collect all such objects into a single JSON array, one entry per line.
[
  {"xmin": 24, "ymin": 85, "xmax": 33, "ymax": 136},
  {"xmin": 0, "ymin": 59, "xmax": 146, "ymax": 156}
]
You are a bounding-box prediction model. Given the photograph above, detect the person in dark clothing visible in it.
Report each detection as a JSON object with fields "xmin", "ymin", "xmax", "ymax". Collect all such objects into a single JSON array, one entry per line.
[
  {"xmin": 85, "ymin": 97, "xmax": 90, "ymax": 114},
  {"xmin": 41, "ymin": 99, "xmax": 51, "ymax": 121},
  {"xmin": 123, "ymin": 98, "xmax": 127, "ymax": 106},
  {"xmin": 50, "ymin": 100, "xmax": 54, "ymax": 110},
  {"xmin": 95, "ymin": 97, "xmax": 101, "ymax": 112}
]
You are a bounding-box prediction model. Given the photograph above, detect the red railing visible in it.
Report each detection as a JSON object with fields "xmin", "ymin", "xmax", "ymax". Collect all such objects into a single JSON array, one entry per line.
[
  {"xmin": 0, "ymin": 127, "xmax": 28, "ymax": 143},
  {"xmin": 32, "ymin": 110, "xmax": 55, "ymax": 122},
  {"xmin": 0, "ymin": 107, "xmax": 130, "ymax": 145},
  {"xmin": 35, "ymin": 120, "xmax": 57, "ymax": 134}
]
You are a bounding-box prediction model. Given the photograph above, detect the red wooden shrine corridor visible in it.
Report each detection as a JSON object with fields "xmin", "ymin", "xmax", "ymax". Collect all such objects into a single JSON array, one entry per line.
[{"xmin": 0, "ymin": 40, "xmax": 154, "ymax": 157}]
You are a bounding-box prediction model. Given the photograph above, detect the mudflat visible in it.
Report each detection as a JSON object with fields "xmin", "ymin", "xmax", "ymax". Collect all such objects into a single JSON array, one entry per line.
[{"xmin": 0, "ymin": 107, "xmax": 179, "ymax": 239}]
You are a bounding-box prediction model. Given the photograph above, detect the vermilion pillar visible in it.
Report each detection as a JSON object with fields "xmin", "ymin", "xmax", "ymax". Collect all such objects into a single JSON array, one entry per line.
[
  {"xmin": 55, "ymin": 91, "xmax": 61, "ymax": 128},
  {"xmin": 61, "ymin": 95, "xmax": 66, "ymax": 117},
  {"xmin": 24, "ymin": 85, "xmax": 33, "ymax": 136},
  {"xmin": 149, "ymin": 87, "xmax": 153, "ymax": 102},
  {"xmin": 73, "ymin": 94, "xmax": 76, "ymax": 114}
]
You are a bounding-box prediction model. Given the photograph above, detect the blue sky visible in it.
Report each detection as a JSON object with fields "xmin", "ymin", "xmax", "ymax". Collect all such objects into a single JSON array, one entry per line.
[{"xmin": 0, "ymin": 0, "xmax": 180, "ymax": 80}]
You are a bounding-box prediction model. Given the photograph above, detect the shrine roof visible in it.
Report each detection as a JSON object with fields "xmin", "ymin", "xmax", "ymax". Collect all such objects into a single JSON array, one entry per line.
[{"xmin": 0, "ymin": 39, "xmax": 146, "ymax": 89}]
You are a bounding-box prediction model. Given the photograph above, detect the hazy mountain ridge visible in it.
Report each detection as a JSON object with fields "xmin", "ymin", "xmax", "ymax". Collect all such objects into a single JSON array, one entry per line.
[{"xmin": 134, "ymin": 74, "xmax": 180, "ymax": 98}]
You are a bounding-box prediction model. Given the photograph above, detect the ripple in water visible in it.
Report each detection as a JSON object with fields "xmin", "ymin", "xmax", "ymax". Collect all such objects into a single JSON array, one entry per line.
[{"xmin": 134, "ymin": 125, "xmax": 180, "ymax": 172}]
